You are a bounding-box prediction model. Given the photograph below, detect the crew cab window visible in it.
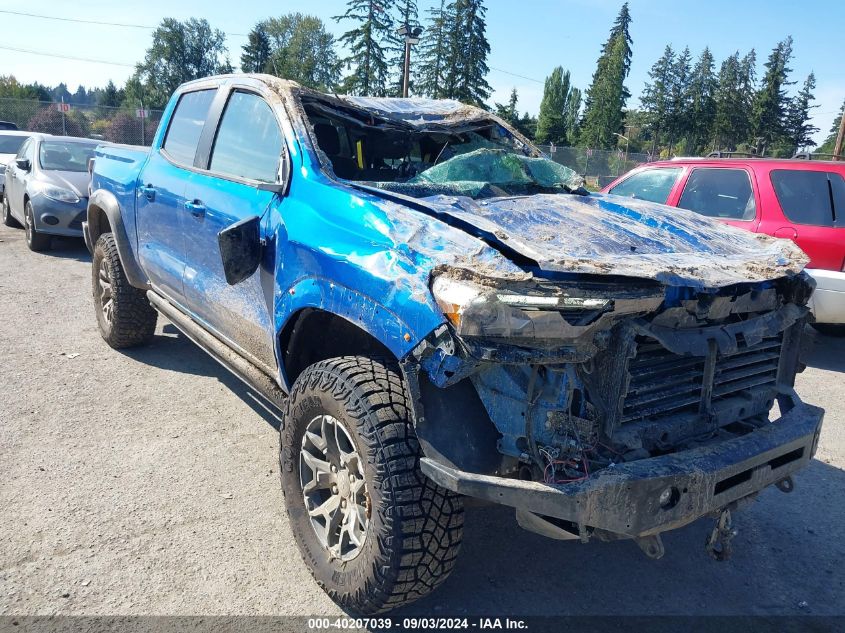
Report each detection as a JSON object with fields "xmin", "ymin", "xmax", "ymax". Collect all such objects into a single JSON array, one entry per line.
[
  {"xmin": 608, "ymin": 168, "xmax": 681, "ymax": 204},
  {"xmin": 678, "ymin": 168, "xmax": 756, "ymax": 220},
  {"xmin": 209, "ymin": 91, "xmax": 282, "ymax": 183},
  {"xmin": 163, "ymin": 89, "xmax": 216, "ymax": 166},
  {"xmin": 771, "ymin": 170, "xmax": 845, "ymax": 227}
]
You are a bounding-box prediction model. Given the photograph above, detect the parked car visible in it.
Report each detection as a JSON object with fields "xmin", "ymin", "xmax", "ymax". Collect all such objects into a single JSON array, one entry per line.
[
  {"xmin": 2, "ymin": 134, "xmax": 98, "ymax": 251},
  {"xmin": 0, "ymin": 121, "xmax": 19, "ymax": 131},
  {"xmin": 86, "ymin": 74, "xmax": 823, "ymax": 614},
  {"xmin": 0, "ymin": 130, "xmax": 37, "ymax": 205},
  {"xmin": 602, "ymin": 157, "xmax": 845, "ymax": 334}
]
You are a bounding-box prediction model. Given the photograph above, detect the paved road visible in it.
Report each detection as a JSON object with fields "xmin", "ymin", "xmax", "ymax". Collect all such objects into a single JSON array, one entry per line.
[{"xmin": 1, "ymin": 224, "xmax": 843, "ymax": 617}]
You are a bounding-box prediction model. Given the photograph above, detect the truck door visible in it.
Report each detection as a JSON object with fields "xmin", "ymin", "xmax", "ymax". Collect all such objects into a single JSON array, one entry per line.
[
  {"xmin": 136, "ymin": 88, "xmax": 216, "ymax": 302},
  {"xmin": 180, "ymin": 88, "xmax": 285, "ymax": 373}
]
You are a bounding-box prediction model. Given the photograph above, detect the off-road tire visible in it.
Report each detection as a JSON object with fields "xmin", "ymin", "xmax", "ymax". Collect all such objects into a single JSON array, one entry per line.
[
  {"xmin": 811, "ymin": 322, "xmax": 845, "ymax": 337},
  {"xmin": 2, "ymin": 195, "xmax": 20, "ymax": 228},
  {"xmin": 280, "ymin": 356, "xmax": 464, "ymax": 614},
  {"xmin": 92, "ymin": 232, "xmax": 157, "ymax": 348},
  {"xmin": 24, "ymin": 201, "xmax": 50, "ymax": 251}
]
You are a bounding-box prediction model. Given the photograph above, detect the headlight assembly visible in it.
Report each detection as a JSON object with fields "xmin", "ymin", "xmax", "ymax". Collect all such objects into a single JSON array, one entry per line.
[
  {"xmin": 42, "ymin": 185, "xmax": 80, "ymax": 204},
  {"xmin": 431, "ymin": 275, "xmax": 613, "ymax": 342}
]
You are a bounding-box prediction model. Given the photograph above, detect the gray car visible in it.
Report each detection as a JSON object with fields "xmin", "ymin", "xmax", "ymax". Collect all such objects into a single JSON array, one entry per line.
[{"xmin": 2, "ymin": 135, "xmax": 98, "ymax": 251}]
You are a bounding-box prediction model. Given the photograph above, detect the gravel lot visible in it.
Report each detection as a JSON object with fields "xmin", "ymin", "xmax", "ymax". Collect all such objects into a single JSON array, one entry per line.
[{"xmin": 1, "ymin": 223, "xmax": 844, "ymax": 618}]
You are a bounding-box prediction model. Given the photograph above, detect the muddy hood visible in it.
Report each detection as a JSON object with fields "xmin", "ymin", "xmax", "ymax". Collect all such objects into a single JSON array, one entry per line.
[{"xmin": 418, "ymin": 192, "xmax": 809, "ymax": 289}]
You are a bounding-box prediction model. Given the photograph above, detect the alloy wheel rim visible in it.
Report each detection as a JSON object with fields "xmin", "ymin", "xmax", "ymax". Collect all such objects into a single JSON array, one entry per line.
[
  {"xmin": 299, "ymin": 414, "xmax": 369, "ymax": 561},
  {"xmin": 98, "ymin": 258, "xmax": 113, "ymax": 323}
]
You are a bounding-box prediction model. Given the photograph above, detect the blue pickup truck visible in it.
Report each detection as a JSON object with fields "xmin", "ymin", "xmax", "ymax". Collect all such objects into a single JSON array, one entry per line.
[{"xmin": 86, "ymin": 74, "xmax": 823, "ymax": 614}]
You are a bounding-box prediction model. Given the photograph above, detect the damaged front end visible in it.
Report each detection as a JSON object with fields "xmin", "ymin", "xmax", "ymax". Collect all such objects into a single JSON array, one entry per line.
[{"xmin": 404, "ymin": 268, "xmax": 823, "ymax": 558}]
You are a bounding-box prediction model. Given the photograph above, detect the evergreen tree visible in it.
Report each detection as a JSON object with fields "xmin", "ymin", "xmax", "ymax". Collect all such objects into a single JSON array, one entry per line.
[
  {"xmin": 442, "ymin": 0, "xmax": 491, "ymax": 106},
  {"xmin": 751, "ymin": 37, "xmax": 794, "ymax": 153},
  {"xmin": 667, "ymin": 46, "xmax": 692, "ymax": 150},
  {"xmin": 99, "ymin": 80, "xmax": 122, "ymax": 108},
  {"xmin": 417, "ymin": 0, "xmax": 450, "ymax": 98},
  {"xmin": 785, "ymin": 72, "xmax": 818, "ymax": 152},
  {"xmin": 816, "ymin": 100, "xmax": 845, "ymax": 156},
  {"xmin": 387, "ymin": 0, "xmax": 420, "ymax": 96},
  {"xmin": 263, "ymin": 14, "xmax": 340, "ymax": 90},
  {"xmin": 241, "ymin": 23, "xmax": 272, "ymax": 73},
  {"xmin": 640, "ymin": 45, "xmax": 675, "ymax": 152},
  {"xmin": 686, "ymin": 47, "xmax": 717, "ymax": 152},
  {"xmin": 494, "ymin": 88, "xmax": 519, "ymax": 126},
  {"xmin": 335, "ymin": 0, "xmax": 394, "ymax": 96},
  {"xmin": 565, "ymin": 87, "xmax": 582, "ymax": 144},
  {"xmin": 579, "ymin": 3, "xmax": 633, "ymax": 148},
  {"xmin": 536, "ymin": 67, "xmax": 580, "ymax": 144},
  {"xmin": 713, "ymin": 52, "xmax": 746, "ymax": 150}
]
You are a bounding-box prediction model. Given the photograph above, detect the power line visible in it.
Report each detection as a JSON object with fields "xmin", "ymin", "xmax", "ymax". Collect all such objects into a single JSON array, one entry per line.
[
  {"xmin": 489, "ymin": 66, "xmax": 544, "ymax": 84},
  {"xmin": 0, "ymin": 45, "xmax": 135, "ymax": 67},
  {"xmin": 0, "ymin": 9, "xmax": 248, "ymax": 37}
]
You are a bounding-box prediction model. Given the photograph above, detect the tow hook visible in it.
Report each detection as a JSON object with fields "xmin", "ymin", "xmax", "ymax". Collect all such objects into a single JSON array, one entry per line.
[
  {"xmin": 634, "ymin": 534, "xmax": 665, "ymax": 560},
  {"xmin": 705, "ymin": 508, "xmax": 737, "ymax": 561},
  {"xmin": 775, "ymin": 475, "xmax": 794, "ymax": 493}
]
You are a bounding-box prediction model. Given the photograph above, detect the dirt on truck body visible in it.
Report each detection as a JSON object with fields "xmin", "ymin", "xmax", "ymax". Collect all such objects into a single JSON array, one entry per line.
[{"xmin": 86, "ymin": 74, "xmax": 823, "ymax": 614}]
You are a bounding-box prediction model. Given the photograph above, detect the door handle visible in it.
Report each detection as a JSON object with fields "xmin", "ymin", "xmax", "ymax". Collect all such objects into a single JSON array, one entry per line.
[
  {"xmin": 140, "ymin": 184, "xmax": 156, "ymax": 201},
  {"xmin": 184, "ymin": 200, "xmax": 206, "ymax": 218}
]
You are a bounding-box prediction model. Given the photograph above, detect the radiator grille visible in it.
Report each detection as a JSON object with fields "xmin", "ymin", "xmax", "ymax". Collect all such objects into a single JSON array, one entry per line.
[{"xmin": 621, "ymin": 335, "xmax": 781, "ymax": 425}]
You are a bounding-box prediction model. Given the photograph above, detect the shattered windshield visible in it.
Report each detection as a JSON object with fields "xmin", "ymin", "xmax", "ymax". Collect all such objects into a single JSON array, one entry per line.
[{"xmin": 302, "ymin": 95, "xmax": 584, "ymax": 200}]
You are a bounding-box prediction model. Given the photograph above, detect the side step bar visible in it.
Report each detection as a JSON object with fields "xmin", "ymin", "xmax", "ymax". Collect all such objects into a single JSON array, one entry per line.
[{"xmin": 146, "ymin": 291, "xmax": 287, "ymax": 414}]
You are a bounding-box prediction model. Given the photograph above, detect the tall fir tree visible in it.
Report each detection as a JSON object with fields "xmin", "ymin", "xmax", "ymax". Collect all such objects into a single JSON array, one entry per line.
[
  {"xmin": 263, "ymin": 14, "xmax": 340, "ymax": 90},
  {"xmin": 686, "ymin": 47, "xmax": 717, "ymax": 153},
  {"xmin": 579, "ymin": 3, "xmax": 633, "ymax": 148},
  {"xmin": 442, "ymin": 0, "xmax": 492, "ymax": 106},
  {"xmin": 494, "ymin": 88, "xmax": 519, "ymax": 125},
  {"xmin": 713, "ymin": 52, "xmax": 746, "ymax": 150},
  {"xmin": 785, "ymin": 72, "xmax": 818, "ymax": 152},
  {"xmin": 387, "ymin": 0, "xmax": 420, "ymax": 96},
  {"xmin": 417, "ymin": 0, "xmax": 450, "ymax": 98},
  {"xmin": 751, "ymin": 37, "xmax": 794, "ymax": 152},
  {"xmin": 640, "ymin": 45, "xmax": 675, "ymax": 152},
  {"xmin": 816, "ymin": 99, "xmax": 845, "ymax": 156},
  {"xmin": 536, "ymin": 67, "xmax": 580, "ymax": 144},
  {"xmin": 334, "ymin": 0, "xmax": 394, "ymax": 96},
  {"xmin": 241, "ymin": 24, "xmax": 272, "ymax": 73},
  {"xmin": 667, "ymin": 46, "xmax": 692, "ymax": 150}
]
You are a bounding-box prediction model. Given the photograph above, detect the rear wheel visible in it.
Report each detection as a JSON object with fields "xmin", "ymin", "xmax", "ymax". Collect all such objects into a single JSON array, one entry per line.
[
  {"xmin": 811, "ymin": 323, "xmax": 845, "ymax": 337},
  {"xmin": 92, "ymin": 232, "xmax": 157, "ymax": 348},
  {"xmin": 2, "ymin": 195, "xmax": 20, "ymax": 228},
  {"xmin": 24, "ymin": 201, "xmax": 50, "ymax": 251},
  {"xmin": 280, "ymin": 356, "xmax": 464, "ymax": 614}
]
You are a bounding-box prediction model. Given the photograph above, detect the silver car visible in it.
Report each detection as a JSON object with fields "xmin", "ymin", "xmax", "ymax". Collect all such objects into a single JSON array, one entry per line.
[
  {"xmin": 2, "ymin": 135, "xmax": 98, "ymax": 252},
  {"xmin": 0, "ymin": 131, "xmax": 36, "ymax": 205}
]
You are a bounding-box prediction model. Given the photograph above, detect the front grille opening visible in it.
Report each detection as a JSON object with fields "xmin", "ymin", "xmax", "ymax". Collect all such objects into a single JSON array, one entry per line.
[
  {"xmin": 768, "ymin": 447, "xmax": 804, "ymax": 470},
  {"xmin": 714, "ymin": 468, "xmax": 753, "ymax": 495}
]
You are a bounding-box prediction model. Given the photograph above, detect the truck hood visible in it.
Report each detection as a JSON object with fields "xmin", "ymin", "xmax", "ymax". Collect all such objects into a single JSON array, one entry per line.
[{"xmin": 416, "ymin": 192, "xmax": 809, "ymax": 289}]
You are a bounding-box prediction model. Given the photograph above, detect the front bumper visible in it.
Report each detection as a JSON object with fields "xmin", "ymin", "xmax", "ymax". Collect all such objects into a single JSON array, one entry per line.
[
  {"xmin": 807, "ymin": 268, "xmax": 845, "ymax": 325},
  {"xmin": 421, "ymin": 397, "xmax": 823, "ymax": 539},
  {"xmin": 30, "ymin": 193, "xmax": 87, "ymax": 238}
]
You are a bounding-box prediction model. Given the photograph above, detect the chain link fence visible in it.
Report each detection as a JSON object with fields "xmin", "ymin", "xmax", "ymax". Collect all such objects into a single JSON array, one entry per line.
[
  {"xmin": 0, "ymin": 98, "xmax": 162, "ymax": 146},
  {"xmin": 536, "ymin": 144, "xmax": 652, "ymax": 188}
]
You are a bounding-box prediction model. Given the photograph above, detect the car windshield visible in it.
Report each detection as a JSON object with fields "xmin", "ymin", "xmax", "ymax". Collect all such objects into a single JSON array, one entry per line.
[
  {"xmin": 0, "ymin": 135, "xmax": 28, "ymax": 154},
  {"xmin": 39, "ymin": 141, "xmax": 97, "ymax": 172},
  {"xmin": 302, "ymin": 95, "xmax": 583, "ymax": 200}
]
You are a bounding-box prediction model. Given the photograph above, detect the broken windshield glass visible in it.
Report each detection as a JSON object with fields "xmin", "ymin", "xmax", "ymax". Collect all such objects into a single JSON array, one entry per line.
[{"xmin": 301, "ymin": 94, "xmax": 584, "ymax": 200}]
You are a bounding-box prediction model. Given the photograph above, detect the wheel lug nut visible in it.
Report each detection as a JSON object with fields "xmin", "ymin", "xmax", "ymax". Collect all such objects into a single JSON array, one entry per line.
[
  {"xmin": 331, "ymin": 485, "xmax": 338, "ymax": 494},
  {"xmin": 341, "ymin": 499, "xmax": 347, "ymax": 508}
]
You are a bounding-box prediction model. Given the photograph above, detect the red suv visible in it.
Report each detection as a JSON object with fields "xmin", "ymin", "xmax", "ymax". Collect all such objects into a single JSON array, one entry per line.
[{"xmin": 603, "ymin": 157, "xmax": 845, "ymax": 334}]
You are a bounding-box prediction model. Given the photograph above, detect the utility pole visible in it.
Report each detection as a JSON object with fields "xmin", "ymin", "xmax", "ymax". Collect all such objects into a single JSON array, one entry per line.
[
  {"xmin": 834, "ymin": 109, "xmax": 845, "ymax": 161},
  {"xmin": 396, "ymin": 24, "xmax": 423, "ymax": 98}
]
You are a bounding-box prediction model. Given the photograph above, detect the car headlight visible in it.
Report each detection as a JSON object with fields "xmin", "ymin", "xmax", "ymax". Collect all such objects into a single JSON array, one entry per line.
[
  {"xmin": 42, "ymin": 185, "xmax": 80, "ymax": 204},
  {"xmin": 431, "ymin": 275, "xmax": 612, "ymax": 341}
]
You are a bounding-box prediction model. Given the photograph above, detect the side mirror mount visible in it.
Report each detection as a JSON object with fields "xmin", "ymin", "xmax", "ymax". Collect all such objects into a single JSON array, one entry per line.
[
  {"xmin": 218, "ymin": 215, "xmax": 261, "ymax": 285},
  {"xmin": 15, "ymin": 158, "xmax": 30, "ymax": 171}
]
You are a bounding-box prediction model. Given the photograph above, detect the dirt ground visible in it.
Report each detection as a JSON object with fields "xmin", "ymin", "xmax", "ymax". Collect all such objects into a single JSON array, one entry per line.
[{"xmin": 1, "ymin": 225, "xmax": 844, "ymax": 618}]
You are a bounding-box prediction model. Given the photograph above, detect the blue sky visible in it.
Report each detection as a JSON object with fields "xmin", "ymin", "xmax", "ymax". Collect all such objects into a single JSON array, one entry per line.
[{"xmin": 1, "ymin": 0, "xmax": 843, "ymax": 143}]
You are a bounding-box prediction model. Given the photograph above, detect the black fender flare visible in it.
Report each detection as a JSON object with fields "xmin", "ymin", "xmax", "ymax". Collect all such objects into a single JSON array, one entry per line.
[{"xmin": 85, "ymin": 189, "xmax": 150, "ymax": 290}]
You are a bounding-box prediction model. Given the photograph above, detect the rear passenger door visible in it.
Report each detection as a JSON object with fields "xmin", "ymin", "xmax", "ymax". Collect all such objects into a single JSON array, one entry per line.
[
  {"xmin": 762, "ymin": 169, "xmax": 845, "ymax": 270},
  {"xmin": 180, "ymin": 88, "xmax": 287, "ymax": 373},
  {"xmin": 137, "ymin": 88, "xmax": 217, "ymax": 302},
  {"xmin": 675, "ymin": 167, "xmax": 759, "ymax": 230}
]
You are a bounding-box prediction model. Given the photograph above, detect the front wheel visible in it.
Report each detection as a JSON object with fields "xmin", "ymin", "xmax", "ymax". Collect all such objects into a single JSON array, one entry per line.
[
  {"xmin": 280, "ymin": 356, "xmax": 464, "ymax": 614},
  {"xmin": 24, "ymin": 201, "xmax": 50, "ymax": 251},
  {"xmin": 92, "ymin": 232, "xmax": 157, "ymax": 348}
]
